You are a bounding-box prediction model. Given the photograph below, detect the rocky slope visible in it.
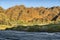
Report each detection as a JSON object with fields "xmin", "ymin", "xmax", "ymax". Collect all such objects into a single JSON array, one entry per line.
[{"xmin": 0, "ymin": 5, "xmax": 60, "ymax": 26}]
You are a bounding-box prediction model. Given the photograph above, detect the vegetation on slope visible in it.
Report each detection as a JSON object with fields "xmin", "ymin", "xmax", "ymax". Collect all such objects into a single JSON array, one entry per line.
[
  {"xmin": 5, "ymin": 23, "xmax": 60, "ymax": 32},
  {"xmin": 0, "ymin": 5, "xmax": 60, "ymax": 30}
]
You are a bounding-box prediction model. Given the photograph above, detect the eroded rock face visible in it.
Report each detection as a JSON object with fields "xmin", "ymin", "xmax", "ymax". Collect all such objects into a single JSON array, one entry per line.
[
  {"xmin": 0, "ymin": 7, "xmax": 8, "ymax": 24},
  {"xmin": 0, "ymin": 5, "xmax": 60, "ymax": 24}
]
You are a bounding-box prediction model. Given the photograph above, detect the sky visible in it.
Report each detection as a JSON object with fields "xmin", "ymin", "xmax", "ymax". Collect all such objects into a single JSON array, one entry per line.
[{"xmin": 0, "ymin": 0, "xmax": 60, "ymax": 9}]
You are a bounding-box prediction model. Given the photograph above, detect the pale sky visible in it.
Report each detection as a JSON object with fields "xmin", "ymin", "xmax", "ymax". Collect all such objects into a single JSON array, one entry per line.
[{"xmin": 0, "ymin": 0, "xmax": 60, "ymax": 9}]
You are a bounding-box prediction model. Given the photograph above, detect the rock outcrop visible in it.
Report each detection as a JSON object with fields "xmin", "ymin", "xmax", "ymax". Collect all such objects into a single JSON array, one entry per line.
[{"xmin": 0, "ymin": 5, "xmax": 60, "ymax": 25}]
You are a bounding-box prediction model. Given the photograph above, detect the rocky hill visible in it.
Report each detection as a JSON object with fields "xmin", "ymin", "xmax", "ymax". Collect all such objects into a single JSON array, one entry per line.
[{"xmin": 0, "ymin": 5, "xmax": 60, "ymax": 26}]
